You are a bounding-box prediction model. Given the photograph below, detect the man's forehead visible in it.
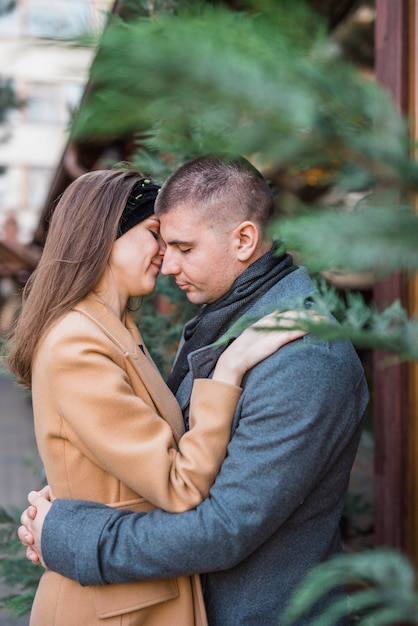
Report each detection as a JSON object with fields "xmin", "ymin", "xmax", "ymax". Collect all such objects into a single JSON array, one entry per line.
[{"xmin": 159, "ymin": 209, "xmax": 202, "ymax": 241}]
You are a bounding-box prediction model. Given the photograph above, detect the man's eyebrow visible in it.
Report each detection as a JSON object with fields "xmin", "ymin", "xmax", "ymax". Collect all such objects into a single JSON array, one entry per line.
[{"xmin": 165, "ymin": 238, "xmax": 193, "ymax": 246}]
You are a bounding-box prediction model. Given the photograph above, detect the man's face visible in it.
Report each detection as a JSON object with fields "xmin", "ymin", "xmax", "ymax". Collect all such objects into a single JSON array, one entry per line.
[{"xmin": 159, "ymin": 204, "xmax": 243, "ymax": 305}]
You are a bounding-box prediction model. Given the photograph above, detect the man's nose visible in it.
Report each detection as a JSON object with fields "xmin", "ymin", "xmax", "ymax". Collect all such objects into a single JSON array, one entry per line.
[
  {"xmin": 158, "ymin": 237, "xmax": 166, "ymax": 258},
  {"xmin": 160, "ymin": 249, "xmax": 179, "ymax": 275}
]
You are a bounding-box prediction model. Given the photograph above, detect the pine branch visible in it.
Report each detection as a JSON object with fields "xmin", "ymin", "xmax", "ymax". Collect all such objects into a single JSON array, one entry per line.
[
  {"xmin": 1, "ymin": 592, "xmax": 36, "ymax": 619},
  {"xmin": 219, "ymin": 280, "xmax": 418, "ymax": 362},
  {"xmin": 70, "ymin": 1, "xmax": 416, "ymax": 195},
  {"xmin": 281, "ymin": 550, "xmax": 418, "ymax": 626},
  {"xmin": 0, "ymin": 506, "xmax": 42, "ymax": 617},
  {"xmin": 273, "ymin": 205, "xmax": 418, "ymax": 275}
]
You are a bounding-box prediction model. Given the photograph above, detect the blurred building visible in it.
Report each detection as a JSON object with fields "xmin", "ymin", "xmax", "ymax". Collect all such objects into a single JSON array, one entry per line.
[
  {"xmin": 0, "ymin": 0, "xmax": 113, "ymax": 243},
  {"xmin": 0, "ymin": 0, "xmax": 111, "ymax": 332}
]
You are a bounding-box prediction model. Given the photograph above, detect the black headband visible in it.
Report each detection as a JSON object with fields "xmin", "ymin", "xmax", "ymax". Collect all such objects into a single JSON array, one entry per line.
[{"xmin": 116, "ymin": 180, "xmax": 160, "ymax": 239}]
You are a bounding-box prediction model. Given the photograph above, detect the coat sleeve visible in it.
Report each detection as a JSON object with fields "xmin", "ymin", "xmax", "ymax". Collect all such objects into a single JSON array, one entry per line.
[
  {"xmin": 42, "ymin": 335, "xmax": 369, "ymax": 586},
  {"xmin": 38, "ymin": 318, "xmax": 241, "ymax": 513}
]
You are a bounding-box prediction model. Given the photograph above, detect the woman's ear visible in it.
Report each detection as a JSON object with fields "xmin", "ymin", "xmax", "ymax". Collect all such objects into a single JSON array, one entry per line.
[{"xmin": 233, "ymin": 221, "xmax": 259, "ymax": 261}]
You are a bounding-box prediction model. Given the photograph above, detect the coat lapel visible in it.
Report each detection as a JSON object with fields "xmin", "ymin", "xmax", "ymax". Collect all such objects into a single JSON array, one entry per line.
[{"xmin": 74, "ymin": 296, "xmax": 185, "ymax": 442}]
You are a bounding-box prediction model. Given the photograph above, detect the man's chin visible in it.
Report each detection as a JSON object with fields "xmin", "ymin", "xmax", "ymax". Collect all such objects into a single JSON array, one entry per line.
[{"xmin": 185, "ymin": 291, "xmax": 205, "ymax": 306}]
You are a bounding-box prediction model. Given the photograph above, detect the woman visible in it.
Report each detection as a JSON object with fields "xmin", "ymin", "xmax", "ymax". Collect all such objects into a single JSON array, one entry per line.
[{"xmin": 8, "ymin": 167, "xmax": 307, "ymax": 626}]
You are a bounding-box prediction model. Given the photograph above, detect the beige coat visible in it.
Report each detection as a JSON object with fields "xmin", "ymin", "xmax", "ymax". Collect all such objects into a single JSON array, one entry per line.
[{"xmin": 30, "ymin": 295, "xmax": 241, "ymax": 626}]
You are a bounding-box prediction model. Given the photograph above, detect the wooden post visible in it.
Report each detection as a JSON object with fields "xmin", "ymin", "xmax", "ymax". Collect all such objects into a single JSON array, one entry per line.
[
  {"xmin": 407, "ymin": 0, "xmax": 418, "ymax": 567},
  {"xmin": 373, "ymin": 0, "xmax": 410, "ymax": 552}
]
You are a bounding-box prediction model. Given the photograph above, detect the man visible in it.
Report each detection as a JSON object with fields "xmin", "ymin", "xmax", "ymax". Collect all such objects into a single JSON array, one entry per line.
[{"xmin": 21, "ymin": 155, "xmax": 369, "ymax": 625}]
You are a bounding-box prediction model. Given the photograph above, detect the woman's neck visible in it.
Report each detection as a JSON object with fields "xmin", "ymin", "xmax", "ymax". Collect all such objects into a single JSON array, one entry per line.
[{"xmin": 93, "ymin": 271, "xmax": 128, "ymax": 321}]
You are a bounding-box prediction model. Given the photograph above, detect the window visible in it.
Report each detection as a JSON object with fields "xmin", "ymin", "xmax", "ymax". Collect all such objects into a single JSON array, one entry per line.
[
  {"xmin": 0, "ymin": 0, "xmax": 110, "ymax": 39},
  {"xmin": 26, "ymin": 0, "xmax": 93, "ymax": 39},
  {"xmin": 26, "ymin": 166, "xmax": 54, "ymax": 210}
]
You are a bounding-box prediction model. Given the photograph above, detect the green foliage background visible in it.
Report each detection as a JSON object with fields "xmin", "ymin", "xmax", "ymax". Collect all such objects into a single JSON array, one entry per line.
[{"xmin": 68, "ymin": 0, "xmax": 418, "ymax": 361}]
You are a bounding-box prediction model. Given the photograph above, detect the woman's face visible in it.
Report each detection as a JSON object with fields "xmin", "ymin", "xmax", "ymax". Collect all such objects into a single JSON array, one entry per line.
[{"xmin": 108, "ymin": 216, "xmax": 164, "ymax": 303}]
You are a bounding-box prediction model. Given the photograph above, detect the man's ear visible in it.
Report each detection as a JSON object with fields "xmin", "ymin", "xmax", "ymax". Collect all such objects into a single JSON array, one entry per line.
[{"xmin": 233, "ymin": 221, "xmax": 259, "ymax": 261}]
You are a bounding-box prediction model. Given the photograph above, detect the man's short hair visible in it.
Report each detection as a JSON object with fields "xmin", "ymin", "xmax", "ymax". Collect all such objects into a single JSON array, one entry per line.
[{"xmin": 155, "ymin": 154, "xmax": 275, "ymax": 226}]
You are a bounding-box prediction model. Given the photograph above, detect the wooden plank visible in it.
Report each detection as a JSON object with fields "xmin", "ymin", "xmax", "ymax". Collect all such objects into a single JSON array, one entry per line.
[
  {"xmin": 373, "ymin": 0, "xmax": 410, "ymax": 551},
  {"xmin": 373, "ymin": 277, "xmax": 409, "ymax": 550},
  {"xmin": 407, "ymin": 0, "xmax": 418, "ymax": 567}
]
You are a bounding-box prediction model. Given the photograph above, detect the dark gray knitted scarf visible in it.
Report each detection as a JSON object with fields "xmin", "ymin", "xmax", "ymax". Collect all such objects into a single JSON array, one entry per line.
[{"xmin": 166, "ymin": 245, "xmax": 297, "ymax": 394}]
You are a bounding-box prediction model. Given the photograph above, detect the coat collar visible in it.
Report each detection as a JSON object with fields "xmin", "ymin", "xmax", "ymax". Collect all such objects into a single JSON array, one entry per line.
[
  {"xmin": 73, "ymin": 294, "xmax": 185, "ymax": 441},
  {"xmin": 74, "ymin": 294, "xmax": 142, "ymax": 353}
]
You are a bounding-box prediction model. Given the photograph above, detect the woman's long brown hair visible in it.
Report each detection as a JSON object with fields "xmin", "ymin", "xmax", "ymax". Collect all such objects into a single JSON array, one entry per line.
[{"xmin": 7, "ymin": 167, "xmax": 147, "ymax": 388}]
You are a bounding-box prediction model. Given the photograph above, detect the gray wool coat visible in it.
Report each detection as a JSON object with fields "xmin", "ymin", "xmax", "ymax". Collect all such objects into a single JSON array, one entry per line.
[{"xmin": 42, "ymin": 266, "xmax": 370, "ymax": 626}]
